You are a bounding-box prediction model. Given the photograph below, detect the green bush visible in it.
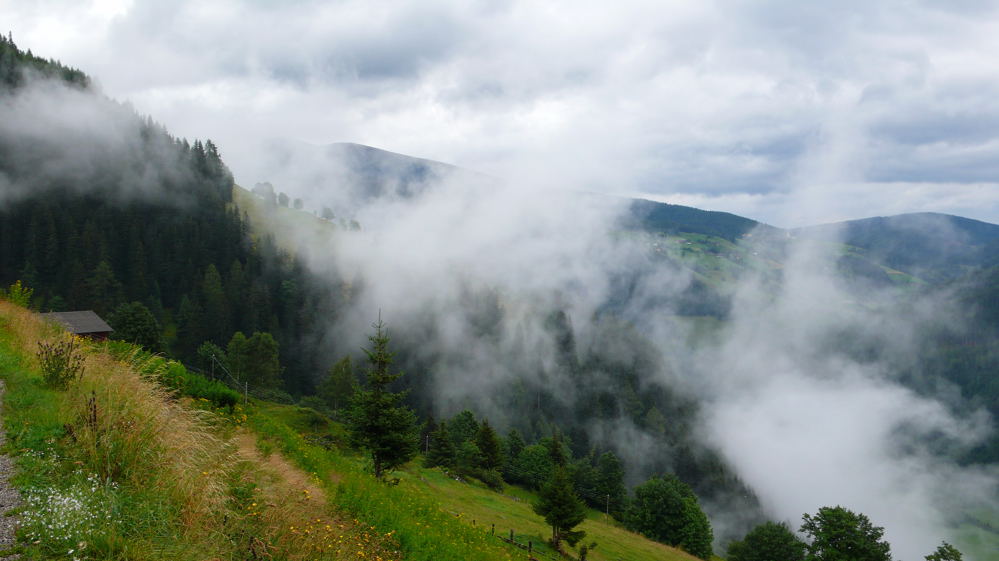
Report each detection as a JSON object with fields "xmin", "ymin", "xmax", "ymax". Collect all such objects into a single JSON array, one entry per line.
[
  {"xmin": 155, "ymin": 358, "xmax": 241, "ymax": 409},
  {"xmin": 1, "ymin": 280, "xmax": 34, "ymax": 307},
  {"xmin": 252, "ymin": 387, "xmax": 295, "ymax": 404}
]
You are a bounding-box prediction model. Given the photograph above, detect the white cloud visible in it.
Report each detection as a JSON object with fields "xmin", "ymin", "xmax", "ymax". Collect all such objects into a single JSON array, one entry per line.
[{"xmin": 5, "ymin": 0, "xmax": 998, "ymax": 224}]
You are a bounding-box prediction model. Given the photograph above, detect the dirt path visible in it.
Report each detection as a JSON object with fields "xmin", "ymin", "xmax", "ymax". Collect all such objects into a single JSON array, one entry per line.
[
  {"xmin": 233, "ymin": 431, "xmax": 328, "ymax": 502},
  {"xmin": 0, "ymin": 380, "xmax": 21, "ymax": 559}
]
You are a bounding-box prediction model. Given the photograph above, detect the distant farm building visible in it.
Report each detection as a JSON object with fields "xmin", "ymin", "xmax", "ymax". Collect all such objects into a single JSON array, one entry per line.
[{"xmin": 41, "ymin": 311, "xmax": 114, "ymax": 340}]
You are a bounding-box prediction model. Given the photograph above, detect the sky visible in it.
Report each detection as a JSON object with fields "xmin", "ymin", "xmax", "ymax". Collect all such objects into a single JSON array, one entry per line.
[{"xmin": 5, "ymin": 0, "xmax": 999, "ymax": 227}]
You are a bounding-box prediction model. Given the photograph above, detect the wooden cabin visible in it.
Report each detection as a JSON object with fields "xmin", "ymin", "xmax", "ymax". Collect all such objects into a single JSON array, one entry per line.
[{"xmin": 41, "ymin": 311, "xmax": 114, "ymax": 340}]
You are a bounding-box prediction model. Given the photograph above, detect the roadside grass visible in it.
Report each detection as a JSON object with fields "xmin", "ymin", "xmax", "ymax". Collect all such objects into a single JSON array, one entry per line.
[{"xmin": 0, "ymin": 300, "xmax": 393, "ymax": 561}]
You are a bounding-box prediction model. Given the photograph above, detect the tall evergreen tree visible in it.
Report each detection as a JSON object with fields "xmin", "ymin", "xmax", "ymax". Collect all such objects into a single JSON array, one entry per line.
[
  {"xmin": 504, "ymin": 429, "xmax": 526, "ymax": 481},
  {"xmin": 424, "ymin": 420, "xmax": 456, "ymax": 469},
  {"xmin": 348, "ymin": 318, "xmax": 419, "ymax": 479},
  {"xmin": 595, "ymin": 452, "xmax": 627, "ymax": 518},
  {"xmin": 547, "ymin": 429, "xmax": 569, "ymax": 468},
  {"xmin": 533, "ymin": 465, "xmax": 587, "ymax": 553},
  {"xmin": 475, "ymin": 419, "xmax": 503, "ymax": 471}
]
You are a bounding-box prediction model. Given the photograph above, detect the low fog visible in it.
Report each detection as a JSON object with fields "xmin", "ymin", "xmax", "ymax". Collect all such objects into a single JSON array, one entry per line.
[
  {"xmin": 252, "ymin": 142, "xmax": 997, "ymax": 560},
  {"xmin": 4, "ymin": 65, "xmax": 996, "ymax": 559},
  {"xmin": 0, "ymin": 71, "xmax": 203, "ymax": 207}
]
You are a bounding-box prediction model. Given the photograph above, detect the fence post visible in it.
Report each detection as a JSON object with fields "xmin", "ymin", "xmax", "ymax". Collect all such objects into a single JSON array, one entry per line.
[
  {"xmin": 528, "ymin": 541, "xmax": 532, "ymax": 554},
  {"xmin": 510, "ymin": 529, "xmax": 514, "ymax": 541},
  {"xmin": 491, "ymin": 523, "xmax": 495, "ymax": 535}
]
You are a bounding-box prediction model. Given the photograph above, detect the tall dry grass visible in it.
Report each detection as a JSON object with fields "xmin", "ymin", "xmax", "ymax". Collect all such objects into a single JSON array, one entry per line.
[
  {"xmin": 1, "ymin": 300, "xmax": 234, "ymax": 534},
  {"xmin": 1, "ymin": 300, "xmax": 404, "ymax": 560},
  {"xmin": 70, "ymin": 350, "xmax": 235, "ymax": 530}
]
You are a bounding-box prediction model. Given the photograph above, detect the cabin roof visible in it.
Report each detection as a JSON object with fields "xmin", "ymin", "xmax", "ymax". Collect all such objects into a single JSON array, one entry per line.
[{"xmin": 41, "ymin": 311, "xmax": 113, "ymax": 335}]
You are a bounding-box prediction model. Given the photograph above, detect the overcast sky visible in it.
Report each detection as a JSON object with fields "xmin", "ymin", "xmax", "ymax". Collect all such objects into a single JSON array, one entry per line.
[{"xmin": 5, "ymin": 0, "xmax": 999, "ymax": 227}]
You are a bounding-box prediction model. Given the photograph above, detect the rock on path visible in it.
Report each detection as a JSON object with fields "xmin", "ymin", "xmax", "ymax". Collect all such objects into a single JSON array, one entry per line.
[{"xmin": 0, "ymin": 380, "xmax": 21, "ymax": 559}]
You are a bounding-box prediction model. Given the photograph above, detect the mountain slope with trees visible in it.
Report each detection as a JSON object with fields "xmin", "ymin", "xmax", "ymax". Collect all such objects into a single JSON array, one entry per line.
[{"xmin": 0, "ymin": 33, "xmax": 340, "ymax": 395}]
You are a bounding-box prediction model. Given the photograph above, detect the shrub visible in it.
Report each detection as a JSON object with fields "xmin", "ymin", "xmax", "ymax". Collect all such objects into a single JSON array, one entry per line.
[
  {"xmin": 252, "ymin": 387, "xmax": 295, "ymax": 404},
  {"xmin": 158, "ymin": 360, "xmax": 241, "ymax": 409},
  {"xmin": 1, "ymin": 280, "xmax": 34, "ymax": 307},
  {"xmin": 36, "ymin": 338, "xmax": 84, "ymax": 389}
]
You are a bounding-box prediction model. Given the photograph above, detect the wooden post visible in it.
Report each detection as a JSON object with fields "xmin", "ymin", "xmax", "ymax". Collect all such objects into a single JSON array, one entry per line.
[
  {"xmin": 510, "ymin": 529, "xmax": 514, "ymax": 541},
  {"xmin": 491, "ymin": 523, "xmax": 495, "ymax": 535},
  {"xmin": 528, "ymin": 541, "xmax": 532, "ymax": 554}
]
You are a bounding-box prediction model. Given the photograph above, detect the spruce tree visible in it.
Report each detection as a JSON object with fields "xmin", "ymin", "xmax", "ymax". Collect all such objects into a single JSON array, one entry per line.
[
  {"xmin": 595, "ymin": 451, "xmax": 627, "ymax": 518},
  {"xmin": 533, "ymin": 465, "xmax": 587, "ymax": 553},
  {"xmin": 424, "ymin": 420, "xmax": 457, "ymax": 468},
  {"xmin": 475, "ymin": 419, "xmax": 504, "ymax": 471},
  {"xmin": 348, "ymin": 318, "xmax": 419, "ymax": 479},
  {"xmin": 503, "ymin": 429, "xmax": 526, "ymax": 481}
]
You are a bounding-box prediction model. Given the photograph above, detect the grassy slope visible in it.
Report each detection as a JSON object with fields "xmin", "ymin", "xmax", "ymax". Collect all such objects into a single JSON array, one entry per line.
[
  {"xmin": 232, "ymin": 184, "xmax": 339, "ymax": 252},
  {"xmin": 400, "ymin": 467, "xmax": 704, "ymax": 561},
  {"xmin": 252, "ymin": 399, "xmax": 705, "ymax": 561},
  {"xmin": 0, "ymin": 301, "xmax": 400, "ymax": 561}
]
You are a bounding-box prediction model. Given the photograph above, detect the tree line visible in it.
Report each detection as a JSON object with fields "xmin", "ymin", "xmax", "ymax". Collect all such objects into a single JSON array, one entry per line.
[{"xmin": 342, "ymin": 320, "xmax": 714, "ymax": 559}]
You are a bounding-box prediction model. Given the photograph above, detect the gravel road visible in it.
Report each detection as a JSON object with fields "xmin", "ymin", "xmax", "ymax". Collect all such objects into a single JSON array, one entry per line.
[{"xmin": 0, "ymin": 380, "xmax": 20, "ymax": 559}]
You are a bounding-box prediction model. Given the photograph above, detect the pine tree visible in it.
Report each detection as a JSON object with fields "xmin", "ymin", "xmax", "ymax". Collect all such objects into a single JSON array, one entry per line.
[
  {"xmin": 424, "ymin": 420, "xmax": 456, "ymax": 468},
  {"xmin": 348, "ymin": 318, "xmax": 419, "ymax": 479},
  {"xmin": 547, "ymin": 429, "xmax": 569, "ymax": 468},
  {"xmin": 475, "ymin": 419, "xmax": 503, "ymax": 471},
  {"xmin": 595, "ymin": 451, "xmax": 627, "ymax": 518},
  {"xmin": 533, "ymin": 465, "xmax": 587, "ymax": 553}
]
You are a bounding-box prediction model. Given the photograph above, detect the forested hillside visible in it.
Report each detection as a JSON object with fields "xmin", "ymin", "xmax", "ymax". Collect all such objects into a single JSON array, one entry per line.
[
  {"xmin": 0, "ymin": 34, "xmax": 336, "ymax": 394},
  {"xmin": 2, "ymin": 34, "xmax": 997, "ymax": 560}
]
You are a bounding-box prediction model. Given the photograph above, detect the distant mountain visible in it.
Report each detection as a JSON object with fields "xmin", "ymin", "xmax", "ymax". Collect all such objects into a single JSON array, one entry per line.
[
  {"xmin": 625, "ymin": 198, "xmax": 779, "ymax": 242},
  {"xmin": 250, "ymin": 141, "xmax": 998, "ymax": 287},
  {"xmin": 797, "ymin": 213, "xmax": 999, "ymax": 283},
  {"xmin": 243, "ymin": 139, "xmax": 489, "ymax": 214}
]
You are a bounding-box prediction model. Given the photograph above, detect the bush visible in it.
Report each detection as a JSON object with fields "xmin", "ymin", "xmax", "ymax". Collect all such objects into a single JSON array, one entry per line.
[
  {"xmin": 157, "ymin": 359, "xmax": 241, "ymax": 409},
  {"xmin": 1, "ymin": 280, "xmax": 34, "ymax": 307},
  {"xmin": 253, "ymin": 387, "xmax": 295, "ymax": 404},
  {"xmin": 36, "ymin": 338, "xmax": 84, "ymax": 389},
  {"xmin": 298, "ymin": 395, "xmax": 332, "ymax": 416},
  {"xmin": 474, "ymin": 468, "xmax": 505, "ymax": 491}
]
